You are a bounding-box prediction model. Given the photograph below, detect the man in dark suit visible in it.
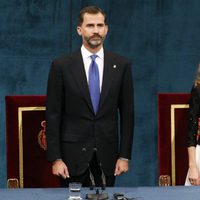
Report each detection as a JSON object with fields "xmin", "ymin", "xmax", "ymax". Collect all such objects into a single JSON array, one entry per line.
[{"xmin": 46, "ymin": 5, "xmax": 134, "ymax": 187}]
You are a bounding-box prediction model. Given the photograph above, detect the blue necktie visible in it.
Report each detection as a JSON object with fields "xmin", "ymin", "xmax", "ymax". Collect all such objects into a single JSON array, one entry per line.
[{"xmin": 89, "ymin": 55, "xmax": 100, "ymax": 114}]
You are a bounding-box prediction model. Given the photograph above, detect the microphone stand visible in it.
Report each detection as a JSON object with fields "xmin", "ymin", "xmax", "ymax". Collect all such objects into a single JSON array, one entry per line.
[{"xmin": 86, "ymin": 164, "xmax": 109, "ymax": 200}]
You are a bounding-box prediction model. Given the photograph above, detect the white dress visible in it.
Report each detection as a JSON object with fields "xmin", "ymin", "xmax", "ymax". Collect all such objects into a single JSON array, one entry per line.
[{"xmin": 185, "ymin": 145, "xmax": 200, "ymax": 185}]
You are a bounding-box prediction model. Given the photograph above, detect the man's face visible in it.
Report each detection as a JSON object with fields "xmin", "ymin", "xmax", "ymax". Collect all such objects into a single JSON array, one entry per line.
[{"xmin": 77, "ymin": 13, "xmax": 108, "ymax": 50}]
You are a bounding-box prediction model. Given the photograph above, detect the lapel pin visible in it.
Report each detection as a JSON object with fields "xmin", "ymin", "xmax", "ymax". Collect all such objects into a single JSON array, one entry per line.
[{"xmin": 113, "ymin": 65, "xmax": 117, "ymax": 68}]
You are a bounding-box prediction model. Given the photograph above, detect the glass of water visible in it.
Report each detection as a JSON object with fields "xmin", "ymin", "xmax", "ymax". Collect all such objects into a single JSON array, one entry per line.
[{"xmin": 68, "ymin": 182, "xmax": 82, "ymax": 200}]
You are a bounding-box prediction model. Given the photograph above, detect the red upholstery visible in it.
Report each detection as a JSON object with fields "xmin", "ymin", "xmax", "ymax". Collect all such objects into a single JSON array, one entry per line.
[
  {"xmin": 158, "ymin": 93, "xmax": 190, "ymax": 185},
  {"xmin": 6, "ymin": 96, "xmax": 60, "ymax": 188}
]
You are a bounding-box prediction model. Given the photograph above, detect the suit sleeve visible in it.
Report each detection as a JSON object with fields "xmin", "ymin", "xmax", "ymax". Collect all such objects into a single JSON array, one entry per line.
[
  {"xmin": 118, "ymin": 60, "xmax": 134, "ymax": 159},
  {"xmin": 46, "ymin": 61, "xmax": 64, "ymax": 162},
  {"xmin": 187, "ymin": 86, "xmax": 200, "ymax": 147}
]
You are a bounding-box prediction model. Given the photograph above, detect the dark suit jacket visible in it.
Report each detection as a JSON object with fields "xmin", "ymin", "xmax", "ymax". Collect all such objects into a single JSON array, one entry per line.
[{"xmin": 46, "ymin": 49, "xmax": 134, "ymax": 176}]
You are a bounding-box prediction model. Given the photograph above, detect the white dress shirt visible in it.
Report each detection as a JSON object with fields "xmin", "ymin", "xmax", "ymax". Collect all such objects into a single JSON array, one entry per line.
[{"xmin": 81, "ymin": 45, "xmax": 104, "ymax": 92}]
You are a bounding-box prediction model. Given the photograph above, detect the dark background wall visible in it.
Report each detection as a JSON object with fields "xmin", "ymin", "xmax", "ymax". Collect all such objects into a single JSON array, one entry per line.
[{"xmin": 0, "ymin": 0, "xmax": 199, "ymax": 187}]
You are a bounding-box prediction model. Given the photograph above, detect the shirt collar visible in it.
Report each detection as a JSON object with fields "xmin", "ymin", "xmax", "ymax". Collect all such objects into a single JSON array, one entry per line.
[{"xmin": 81, "ymin": 45, "xmax": 104, "ymax": 60}]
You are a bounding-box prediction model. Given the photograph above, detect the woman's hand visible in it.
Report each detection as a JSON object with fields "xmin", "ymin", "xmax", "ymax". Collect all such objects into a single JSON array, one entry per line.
[{"xmin": 188, "ymin": 165, "xmax": 200, "ymax": 185}]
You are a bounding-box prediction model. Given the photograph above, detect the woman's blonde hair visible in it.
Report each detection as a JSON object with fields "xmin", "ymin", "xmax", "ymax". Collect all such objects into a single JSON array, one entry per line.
[{"xmin": 195, "ymin": 63, "xmax": 200, "ymax": 87}]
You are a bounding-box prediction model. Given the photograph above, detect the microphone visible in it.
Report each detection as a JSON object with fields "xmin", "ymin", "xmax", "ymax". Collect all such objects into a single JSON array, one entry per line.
[
  {"xmin": 88, "ymin": 166, "xmax": 95, "ymax": 190},
  {"xmin": 99, "ymin": 163, "xmax": 106, "ymax": 190},
  {"xmin": 82, "ymin": 147, "xmax": 95, "ymax": 190},
  {"xmin": 86, "ymin": 162, "xmax": 109, "ymax": 200}
]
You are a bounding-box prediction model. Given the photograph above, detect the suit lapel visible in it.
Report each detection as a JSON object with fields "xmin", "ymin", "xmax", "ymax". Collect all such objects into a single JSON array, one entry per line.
[
  {"xmin": 69, "ymin": 50, "xmax": 94, "ymax": 113},
  {"xmin": 99, "ymin": 51, "xmax": 113, "ymax": 110}
]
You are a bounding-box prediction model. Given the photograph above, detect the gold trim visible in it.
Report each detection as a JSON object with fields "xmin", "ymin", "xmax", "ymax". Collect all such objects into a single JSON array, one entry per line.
[
  {"xmin": 171, "ymin": 104, "xmax": 189, "ymax": 186},
  {"xmin": 18, "ymin": 106, "xmax": 45, "ymax": 188}
]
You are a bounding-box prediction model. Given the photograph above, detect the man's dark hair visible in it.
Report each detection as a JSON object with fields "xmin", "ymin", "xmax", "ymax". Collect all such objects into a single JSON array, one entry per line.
[{"xmin": 78, "ymin": 6, "xmax": 107, "ymax": 26}]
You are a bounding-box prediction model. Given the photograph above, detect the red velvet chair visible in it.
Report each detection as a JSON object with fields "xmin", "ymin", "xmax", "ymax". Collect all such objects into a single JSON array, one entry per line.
[
  {"xmin": 158, "ymin": 93, "xmax": 190, "ymax": 185},
  {"xmin": 6, "ymin": 96, "xmax": 60, "ymax": 188}
]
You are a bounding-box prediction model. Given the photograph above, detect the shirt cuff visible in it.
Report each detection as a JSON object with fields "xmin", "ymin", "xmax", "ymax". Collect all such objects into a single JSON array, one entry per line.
[{"xmin": 119, "ymin": 157, "xmax": 129, "ymax": 161}]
